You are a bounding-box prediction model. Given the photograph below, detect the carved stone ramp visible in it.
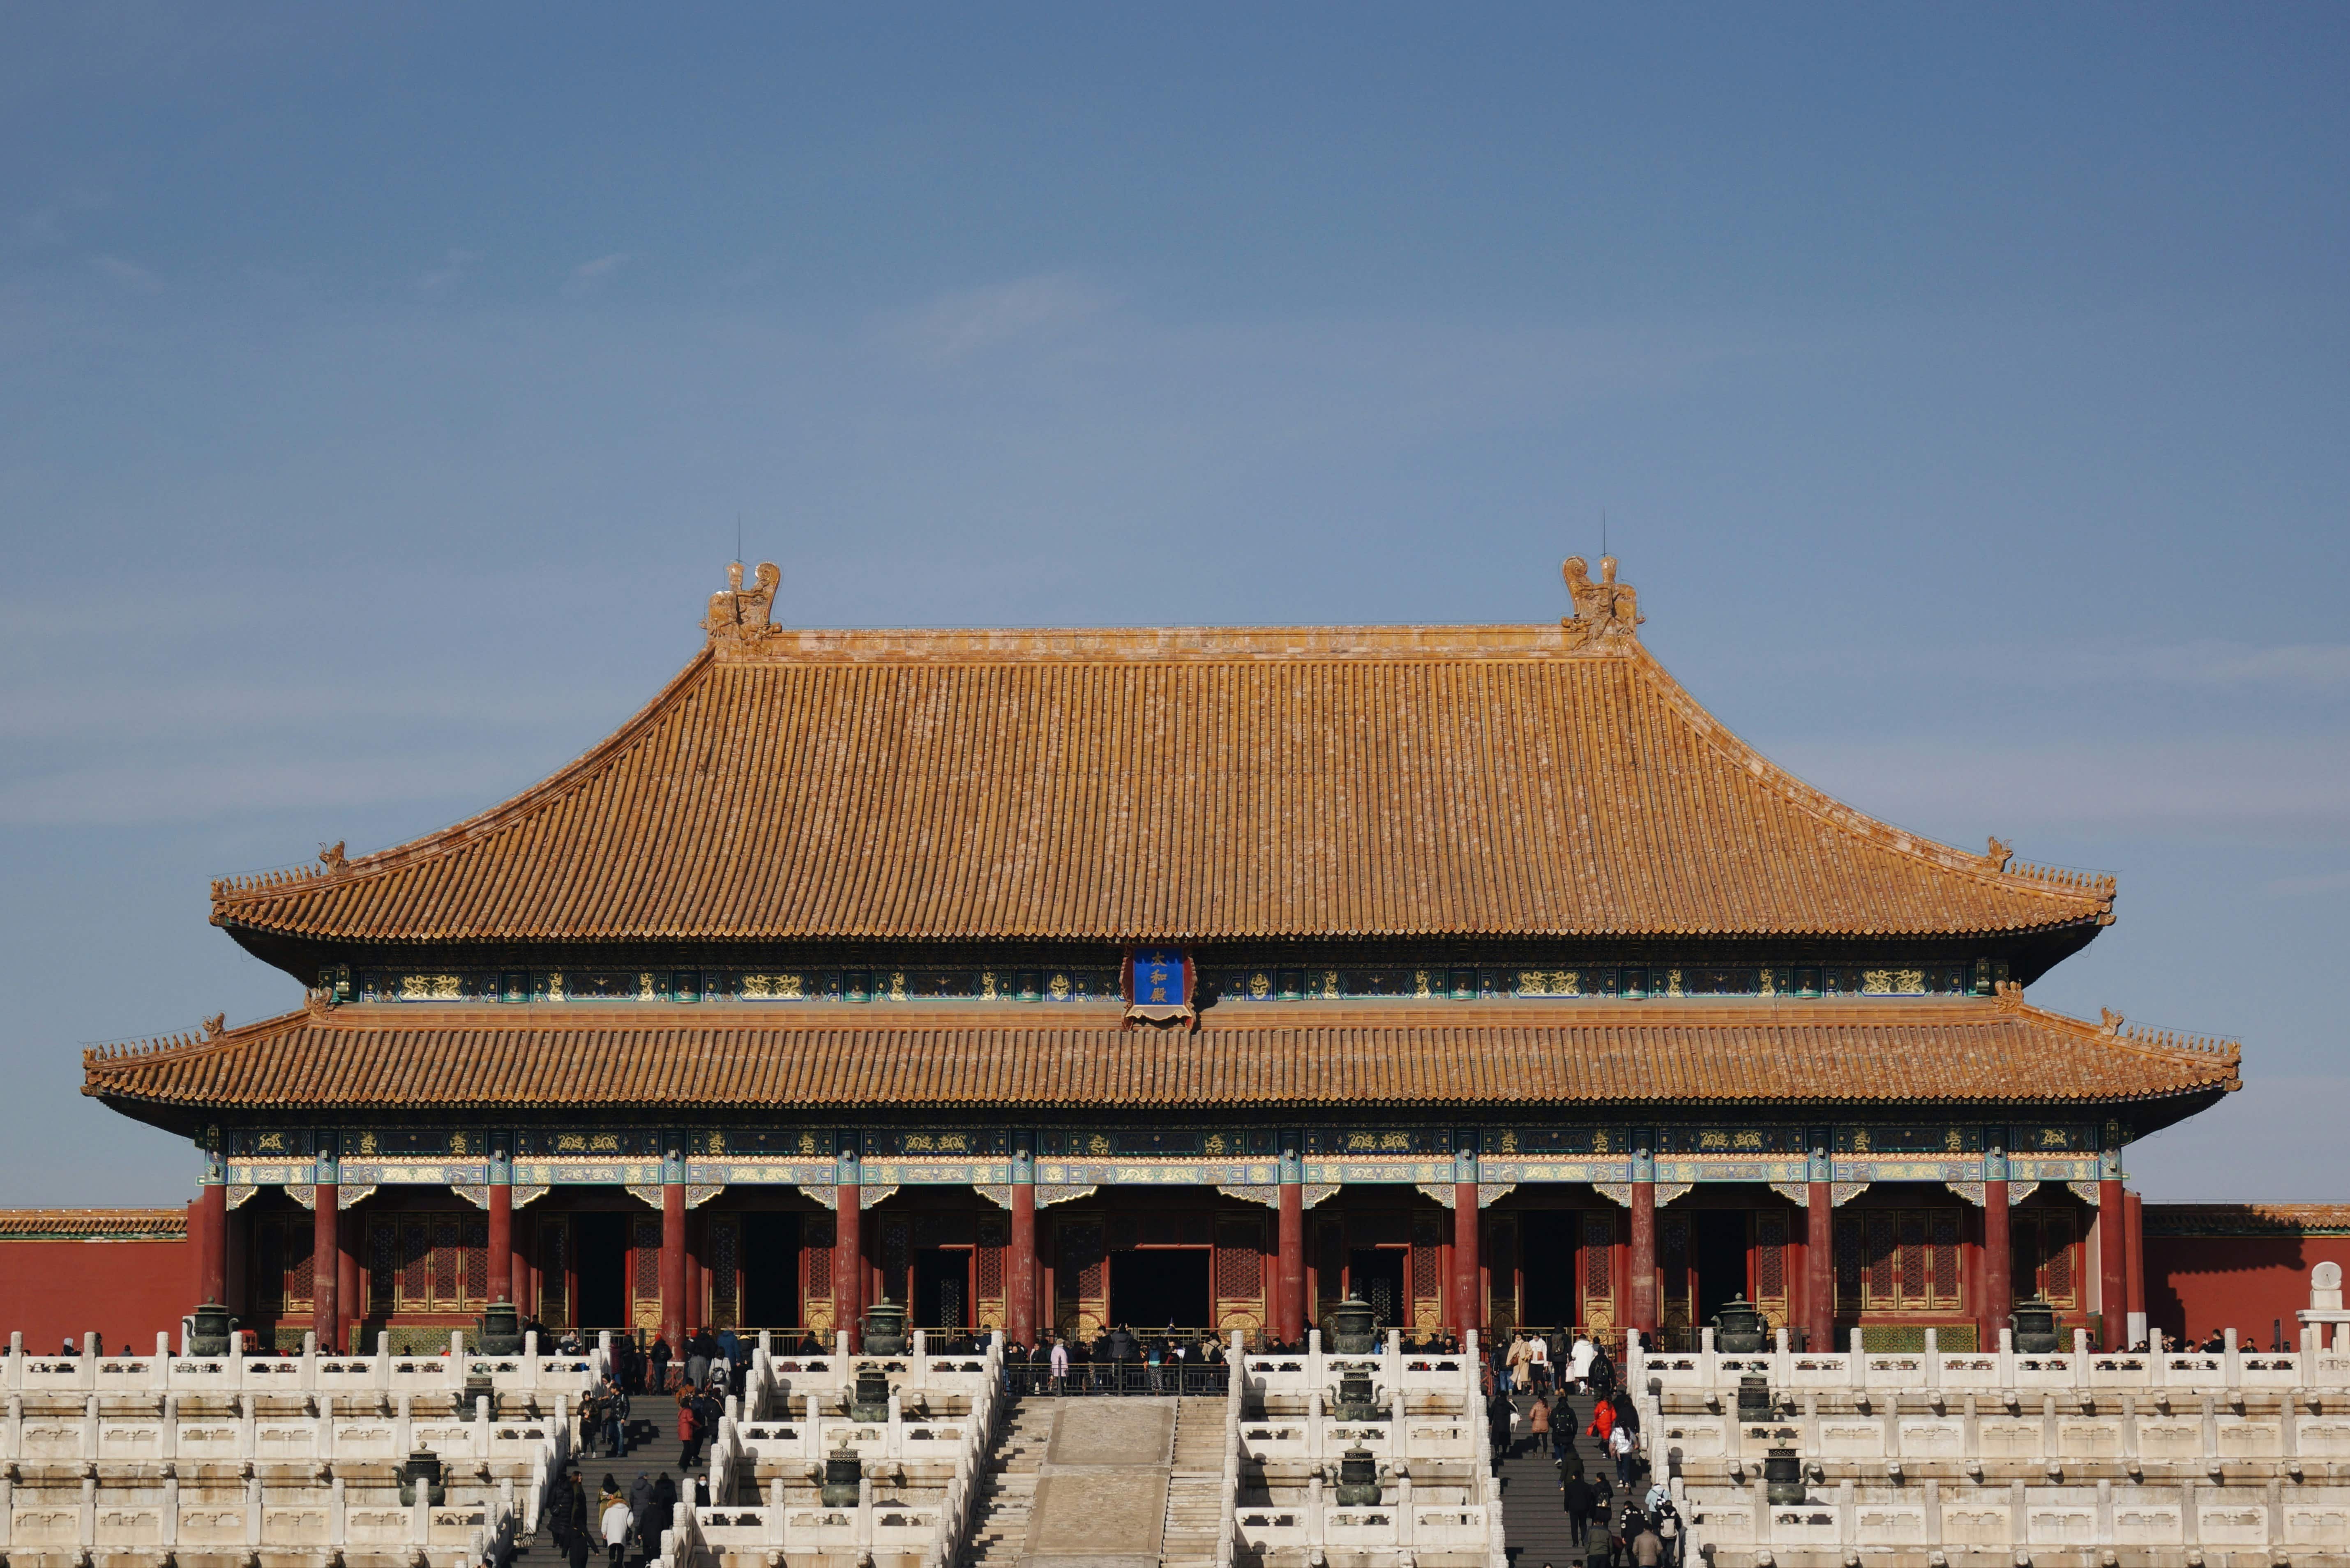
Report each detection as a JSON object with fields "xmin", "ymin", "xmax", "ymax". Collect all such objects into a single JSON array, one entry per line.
[{"xmin": 1021, "ymin": 1398, "xmax": 1179, "ymax": 1568}]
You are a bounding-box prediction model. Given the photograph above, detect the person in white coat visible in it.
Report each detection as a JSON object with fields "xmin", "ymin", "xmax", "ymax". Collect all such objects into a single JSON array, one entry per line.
[{"xmin": 598, "ymin": 1487, "xmax": 632, "ymax": 1568}]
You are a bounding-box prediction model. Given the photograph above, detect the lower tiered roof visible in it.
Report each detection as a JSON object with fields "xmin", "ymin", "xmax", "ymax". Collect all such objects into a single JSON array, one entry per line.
[{"xmin": 82, "ymin": 993, "xmax": 2239, "ymax": 1132}]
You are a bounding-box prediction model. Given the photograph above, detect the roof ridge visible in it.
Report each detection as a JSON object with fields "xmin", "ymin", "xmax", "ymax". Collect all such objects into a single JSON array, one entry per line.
[
  {"xmin": 1626, "ymin": 644, "xmax": 2115, "ymax": 920},
  {"xmin": 81, "ymin": 1006, "xmax": 307, "ymax": 1073},
  {"xmin": 1992, "ymin": 985, "xmax": 2243, "ymax": 1071},
  {"xmin": 212, "ymin": 649, "xmax": 719, "ymax": 917}
]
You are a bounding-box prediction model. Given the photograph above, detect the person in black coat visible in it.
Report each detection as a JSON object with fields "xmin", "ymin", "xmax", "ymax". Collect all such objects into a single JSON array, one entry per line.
[{"xmin": 1559, "ymin": 1471, "xmax": 1600, "ymax": 1555}]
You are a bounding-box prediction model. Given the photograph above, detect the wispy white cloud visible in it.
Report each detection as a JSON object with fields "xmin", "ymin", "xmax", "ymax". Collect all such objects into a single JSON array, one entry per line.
[
  {"xmin": 562, "ymin": 251, "xmax": 630, "ymax": 297},
  {"xmin": 888, "ymin": 272, "xmax": 1116, "ymax": 363},
  {"xmin": 2056, "ymin": 641, "xmax": 2350, "ymax": 688},
  {"xmin": 88, "ymin": 253, "xmax": 161, "ymax": 293},
  {"xmin": 416, "ymin": 247, "xmax": 480, "ymax": 293}
]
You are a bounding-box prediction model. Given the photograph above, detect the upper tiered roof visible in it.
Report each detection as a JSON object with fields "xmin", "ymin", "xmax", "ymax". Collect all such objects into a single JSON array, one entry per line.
[{"xmin": 210, "ymin": 560, "xmax": 2115, "ymax": 950}]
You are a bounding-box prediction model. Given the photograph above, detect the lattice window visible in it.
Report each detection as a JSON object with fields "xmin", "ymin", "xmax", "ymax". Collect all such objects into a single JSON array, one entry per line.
[
  {"xmin": 1834, "ymin": 1215, "xmax": 1864, "ymax": 1310},
  {"xmin": 1929, "ymin": 1213, "xmax": 1962, "ymax": 1305},
  {"xmin": 1058, "ymin": 1220, "xmax": 1105, "ymax": 1305},
  {"xmin": 879, "ymin": 1219, "xmax": 911, "ymax": 1308},
  {"xmin": 1485, "ymin": 1216, "xmax": 1519, "ymax": 1330},
  {"xmin": 1215, "ymin": 1216, "xmax": 1264, "ymax": 1300},
  {"xmin": 463, "ymin": 1224, "xmax": 490, "ymax": 1304},
  {"xmin": 1865, "ymin": 1214, "xmax": 1898, "ymax": 1300},
  {"xmin": 1314, "ymin": 1217, "xmax": 1345, "ymax": 1317},
  {"xmin": 1410, "ymin": 1240, "xmax": 1440, "ymax": 1300},
  {"xmin": 287, "ymin": 1223, "xmax": 314, "ymax": 1307},
  {"xmin": 802, "ymin": 1213, "xmax": 835, "ymax": 1303},
  {"xmin": 1754, "ymin": 1212, "xmax": 1788, "ymax": 1303},
  {"xmin": 632, "ymin": 1218, "xmax": 662, "ymax": 1304},
  {"xmin": 708, "ymin": 1219, "xmax": 740, "ymax": 1329},
  {"xmin": 400, "ymin": 1220, "xmax": 433, "ymax": 1304},
  {"xmin": 1898, "ymin": 1215, "xmax": 1928, "ymax": 1299},
  {"xmin": 2014, "ymin": 1213, "xmax": 2078, "ymax": 1308},
  {"xmin": 1583, "ymin": 1212, "xmax": 1614, "ymax": 1301},
  {"xmin": 1841, "ymin": 1209, "xmax": 1965, "ymax": 1312},
  {"xmin": 368, "ymin": 1222, "xmax": 399, "ymax": 1314},
  {"xmin": 366, "ymin": 1213, "xmax": 489, "ymax": 1312},
  {"xmin": 537, "ymin": 1219, "xmax": 569, "ymax": 1327},
  {"xmin": 251, "ymin": 1217, "xmax": 314, "ymax": 1315},
  {"xmin": 976, "ymin": 1243, "xmax": 1003, "ymax": 1301},
  {"xmin": 430, "ymin": 1218, "xmax": 461, "ymax": 1304}
]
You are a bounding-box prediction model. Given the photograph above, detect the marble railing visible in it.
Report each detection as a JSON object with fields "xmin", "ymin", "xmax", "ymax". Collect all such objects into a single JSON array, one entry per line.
[
  {"xmin": 1629, "ymin": 1324, "xmax": 2350, "ymax": 1397},
  {"xmin": 0, "ymin": 1474, "xmax": 518, "ymax": 1568},
  {"xmin": 1240, "ymin": 1330, "xmax": 1481, "ymax": 1409},
  {"xmin": 685, "ymin": 1335, "xmax": 1004, "ymax": 1568},
  {"xmin": 1673, "ymin": 1472, "xmax": 2350, "ymax": 1563},
  {"xmin": 5, "ymin": 1330, "xmax": 604, "ymax": 1399}
]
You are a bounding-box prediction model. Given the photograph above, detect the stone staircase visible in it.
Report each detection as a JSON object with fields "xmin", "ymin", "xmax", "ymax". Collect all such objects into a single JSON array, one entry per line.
[
  {"xmin": 1161, "ymin": 1397, "xmax": 1230, "ymax": 1568},
  {"xmin": 960, "ymin": 1399, "xmax": 1059, "ymax": 1568},
  {"xmin": 1498, "ymin": 1387, "xmax": 1623, "ymax": 1566}
]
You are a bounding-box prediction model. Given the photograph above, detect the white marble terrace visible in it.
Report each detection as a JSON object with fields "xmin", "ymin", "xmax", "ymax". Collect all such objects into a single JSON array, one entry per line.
[
  {"xmin": 1626, "ymin": 1266, "xmax": 2350, "ymax": 1566},
  {"xmin": 1229, "ymin": 1330, "xmax": 1506, "ymax": 1568}
]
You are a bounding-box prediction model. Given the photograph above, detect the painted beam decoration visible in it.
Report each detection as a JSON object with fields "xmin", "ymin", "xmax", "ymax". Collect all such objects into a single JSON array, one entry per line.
[{"xmin": 213, "ymin": 1119, "xmax": 2117, "ymax": 1190}]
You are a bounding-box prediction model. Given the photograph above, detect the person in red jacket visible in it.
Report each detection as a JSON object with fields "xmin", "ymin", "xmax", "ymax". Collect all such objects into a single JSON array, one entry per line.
[{"xmin": 676, "ymin": 1385, "xmax": 703, "ymax": 1470}]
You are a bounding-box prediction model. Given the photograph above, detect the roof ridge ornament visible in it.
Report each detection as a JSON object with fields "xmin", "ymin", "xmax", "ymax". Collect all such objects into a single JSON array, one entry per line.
[
  {"xmin": 1561, "ymin": 555, "xmax": 1642, "ymax": 650},
  {"xmin": 704, "ymin": 560, "xmax": 782, "ymax": 648},
  {"xmin": 1985, "ymin": 837, "xmax": 2013, "ymax": 872}
]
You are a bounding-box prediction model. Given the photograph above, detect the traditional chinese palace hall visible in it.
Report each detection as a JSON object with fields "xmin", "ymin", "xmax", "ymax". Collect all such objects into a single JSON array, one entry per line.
[{"xmin": 71, "ymin": 558, "xmax": 2246, "ymax": 1357}]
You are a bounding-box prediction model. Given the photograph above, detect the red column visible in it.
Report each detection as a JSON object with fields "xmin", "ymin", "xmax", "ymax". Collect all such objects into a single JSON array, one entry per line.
[
  {"xmin": 2125, "ymin": 1189, "xmax": 2145, "ymax": 1343},
  {"xmin": 2099, "ymin": 1178, "xmax": 2127, "ymax": 1350},
  {"xmin": 1452, "ymin": 1185, "xmax": 1481, "ymax": 1339},
  {"xmin": 337, "ymin": 1213, "xmax": 361, "ymax": 1354},
  {"xmin": 312, "ymin": 1183, "xmax": 339, "ymax": 1348},
  {"xmin": 661, "ymin": 1181, "xmax": 687, "ymax": 1359},
  {"xmin": 197, "ymin": 1182, "xmax": 227, "ymax": 1308},
  {"xmin": 1276, "ymin": 1181, "xmax": 1305, "ymax": 1345},
  {"xmin": 488, "ymin": 1184, "xmax": 514, "ymax": 1303},
  {"xmin": 1805, "ymin": 1183, "xmax": 1834, "ymax": 1353},
  {"xmin": 1009, "ymin": 1184, "xmax": 1038, "ymax": 1346},
  {"xmin": 1628, "ymin": 1181, "xmax": 1657, "ymax": 1338},
  {"xmin": 1982, "ymin": 1181, "xmax": 2011, "ymax": 1349},
  {"xmin": 835, "ymin": 1188, "xmax": 863, "ymax": 1349}
]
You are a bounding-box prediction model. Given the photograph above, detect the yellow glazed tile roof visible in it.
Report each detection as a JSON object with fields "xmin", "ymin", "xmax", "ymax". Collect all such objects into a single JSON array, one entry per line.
[{"xmin": 210, "ymin": 593, "xmax": 2113, "ymax": 944}]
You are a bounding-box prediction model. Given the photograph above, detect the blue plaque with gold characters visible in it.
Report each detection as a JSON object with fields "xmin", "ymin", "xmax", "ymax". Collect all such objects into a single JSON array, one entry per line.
[{"xmin": 1125, "ymin": 945, "xmax": 1194, "ymax": 1024}]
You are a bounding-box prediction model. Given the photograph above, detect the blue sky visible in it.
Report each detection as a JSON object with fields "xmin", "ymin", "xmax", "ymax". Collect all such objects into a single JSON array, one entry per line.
[{"xmin": 2, "ymin": 4, "xmax": 2345, "ymax": 1204}]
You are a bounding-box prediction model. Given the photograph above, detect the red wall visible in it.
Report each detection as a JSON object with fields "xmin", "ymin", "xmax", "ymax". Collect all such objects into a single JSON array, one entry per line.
[
  {"xmin": 2144, "ymin": 1230, "xmax": 2350, "ymax": 1351},
  {"xmin": 0, "ymin": 1234, "xmax": 195, "ymax": 1353},
  {"xmin": 5, "ymin": 1200, "xmax": 2346, "ymax": 1356}
]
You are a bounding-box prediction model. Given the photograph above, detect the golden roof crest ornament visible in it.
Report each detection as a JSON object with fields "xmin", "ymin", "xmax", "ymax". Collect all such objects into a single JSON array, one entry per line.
[
  {"xmin": 1561, "ymin": 555, "xmax": 1642, "ymax": 650},
  {"xmin": 703, "ymin": 560, "xmax": 781, "ymax": 648}
]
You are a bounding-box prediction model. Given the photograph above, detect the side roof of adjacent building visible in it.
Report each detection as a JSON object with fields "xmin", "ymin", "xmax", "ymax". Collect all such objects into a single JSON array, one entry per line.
[{"xmin": 208, "ymin": 560, "xmax": 2114, "ymax": 955}]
